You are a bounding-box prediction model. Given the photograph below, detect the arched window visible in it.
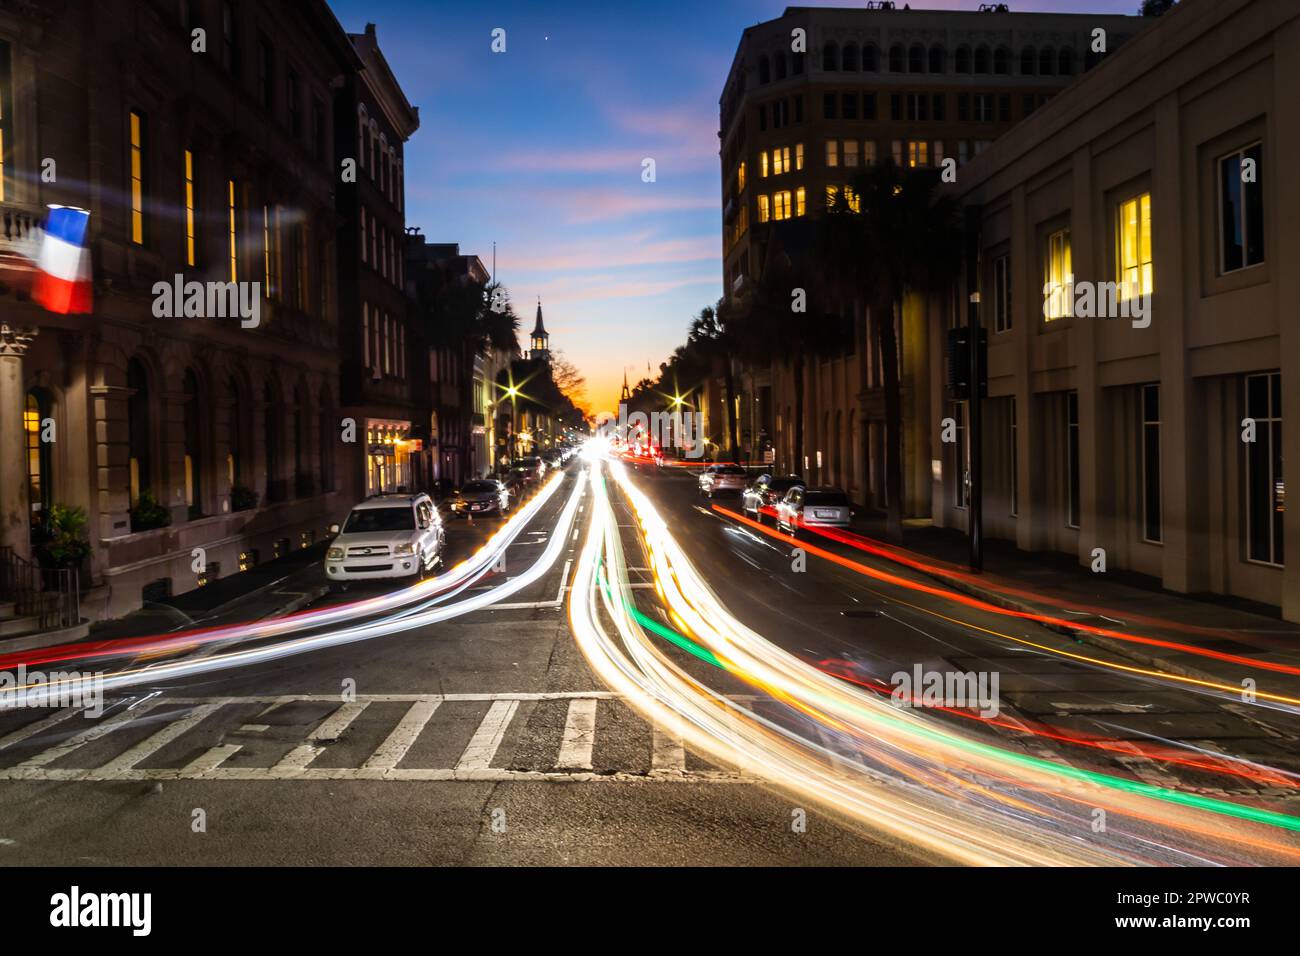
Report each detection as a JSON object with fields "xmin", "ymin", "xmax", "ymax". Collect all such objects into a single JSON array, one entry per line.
[
  {"xmin": 264, "ymin": 379, "xmax": 282, "ymax": 503},
  {"xmin": 1058, "ymin": 48, "xmax": 1074, "ymax": 75},
  {"xmin": 929, "ymin": 44, "xmax": 946, "ymax": 73},
  {"xmin": 1039, "ymin": 48, "xmax": 1055, "ymax": 76},
  {"xmin": 862, "ymin": 43, "xmax": 878, "ymax": 72},
  {"xmin": 974, "ymin": 45, "xmax": 991, "ymax": 74},
  {"xmin": 24, "ymin": 389, "xmax": 53, "ymax": 540},
  {"xmin": 774, "ymin": 51, "xmax": 786, "ymax": 80},
  {"xmin": 758, "ymin": 55, "xmax": 770, "ymax": 83},
  {"xmin": 955, "ymin": 46, "xmax": 972, "ymax": 73},
  {"xmin": 994, "ymin": 46, "xmax": 1010, "ymax": 74},
  {"xmin": 183, "ymin": 369, "xmax": 203, "ymax": 518},
  {"xmin": 823, "ymin": 42, "xmax": 838, "ymax": 71},
  {"xmin": 127, "ymin": 358, "xmax": 151, "ymax": 506},
  {"xmin": 909, "ymin": 43, "xmax": 925, "ymax": 73},
  {"xmin": 1021, "ymin": 47, "xmax": 1036, "ymax": 75},
  {"xmin": 889, "ymin": 43, "xmax": 905, "ymax": 72},
  {"xmin": 842, "ymin": 43, "xmax": 858, "ymax": 71}
]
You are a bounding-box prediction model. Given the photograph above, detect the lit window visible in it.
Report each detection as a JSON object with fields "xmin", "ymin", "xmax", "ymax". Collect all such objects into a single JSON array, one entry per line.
[
  {"xmin": 758, "ymin": 194, "xmax": 770, "ymax": 223},
  {"xmin": 227, "ymin": 179, "xmax": 238, "ymax": 282},
  {"xmin": 795, "ymin": 186, "xmax": 806, "ymax": 217},
  {"xmin": 843, "ymin": 186, "xmax": 860, "ymax": 213},
  {"xmin": 129, "ymin": 111, "xmax": 146, "ymax": 244},
  {"xmin": 863, "ymin": 141, "xmax": 877, "ymax": 165},
  {"xmin": 825, "ymin": 140, "xmax": 838, "ymax": 167},
  {"xmin": 183, "ymin": 149, "xmax": 197, "ymax": 266},
  {"xmin": 773, "ymin": 148, "xmax": 786, "ymax": 175},
  {"xmin": 1045, "ymin": 229, "xmax": 1072, "ymax": 320},
  {"xmin": 774, "ymin": 190, "xmax": 791, "ymax": 221},
  {"xmin": 906, "ymin": 140, "xmax": 929, "ymax": 167},
  {"xmin": 760, "ymin": 151, "xmax": 769, "ymax": 178},
  {"xmin": 844, "ymin": 140, "xmax": 859, "ymax": 167},
  {"xmin": 1117, "ymin": 193, "xmax": 1152, "ymax": 301},
  {"xmin": 737, "ymin": 161, "xmax": 746, "ymax": 192},
  {"xmin": 795, "ymin": 143, "xmax": 804, "ymax": 171}
]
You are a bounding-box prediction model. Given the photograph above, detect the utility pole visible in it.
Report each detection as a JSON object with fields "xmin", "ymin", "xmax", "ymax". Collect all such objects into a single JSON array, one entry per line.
[{"xmin": 964, "ymin": 204, "xmax": 985, "ymax": 572}]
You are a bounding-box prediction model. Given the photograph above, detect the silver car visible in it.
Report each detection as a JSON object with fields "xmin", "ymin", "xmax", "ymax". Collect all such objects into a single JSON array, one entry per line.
[
  {"xmin": 698, "ymin": 464, "xmax": 748, "ymax": 498},
  {"xmin": 775, "ymin": 486, "xmax": 852, "ymax": 534},
  {"xmin": 742, "ymin": 474, "xmax": 805, "ymax": 523}
]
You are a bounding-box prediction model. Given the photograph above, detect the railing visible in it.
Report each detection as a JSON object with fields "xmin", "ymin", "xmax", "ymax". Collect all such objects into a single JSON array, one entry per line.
[
  {"xmin": 0, "ymin": 203, "xmax": 39, "ymax": 259},
  {"xmin": 0, "ymin": 546, "xmax": 81, "ymax": 632}
]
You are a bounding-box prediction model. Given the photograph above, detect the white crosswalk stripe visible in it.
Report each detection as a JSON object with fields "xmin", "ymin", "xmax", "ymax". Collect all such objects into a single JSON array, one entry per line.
[
  {"xmin": 556, "ymin": 697, "xmax": 598, "ymax": 769},
  {"xmin": 455, "ymin": 699, "xmax": 518, "ymax": 771}
]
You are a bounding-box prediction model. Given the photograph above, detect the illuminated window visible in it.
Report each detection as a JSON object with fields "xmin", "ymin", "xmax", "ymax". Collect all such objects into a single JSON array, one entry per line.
[
  {"xmin": 1117, "ymin": 193, "xmax": 1152, "ymax": 301},
  {"xmin": 773, "ymin": 190, "xmax": 791, "ymax": 221},
  {"xmin": 760, "ymin": 151, "xmax": 769, "ymax": 178},
  {"xmin": 227, "ymin": 179, "xmax": 238, "ymax": 282},
  {"xmin": 129, "ymin": 111, "xmax": 146, "ymax": 244},
  {"xmin": 906, "ymin": 140, "xmax": 929, "ymax": 167},
  {"xmin": 1045, "ymin": 229, "xmax": 1072, "ymax": 320},
  {"xmin": 773, "ymin": 147, "xmax": 790, "ymax": 175},
  {"xmin": 795, "ymin": 186, "xmax": 806, "ymax": 217},
  {"xmin": 737, "ymin": 161, "xmax": 746, "ymax": 192},
  {"xmin": 863, "ymin": 141, "xmax": 877, "ymax": 165},
  {"xmin": 795, "ymin": 143, "xmax": 804, "ymax": 171},
  {"xmin": 825, "ymin": 140, "xmax": 838, "ymax": 167},
  {"xmin": 844, "ymin": 140, "xmax": 859, "ymax": 167},
  {"xmin": 843, "ymin": 185, "xmax": 860, "ymax": 213},
  {"xmin": 757, "ymin": 194, "xmax": 770, "ymax": 223},
  {"xmin": 183, "ymin": 149, "xmax": 197, "ymax": 266}
]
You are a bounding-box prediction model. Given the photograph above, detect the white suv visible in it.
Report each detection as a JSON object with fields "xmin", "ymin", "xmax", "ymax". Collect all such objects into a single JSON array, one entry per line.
[{"xmin": 326, "ymin": 494, "xmax": 445, "ymax": 591}]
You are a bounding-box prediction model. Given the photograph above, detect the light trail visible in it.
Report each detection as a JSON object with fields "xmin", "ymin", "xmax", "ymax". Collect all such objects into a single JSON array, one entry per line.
[
  {"xmin": 567, "ymin": 456, "xmax": 1300, "ymax": 865},
  {"xmin": 0, "ymin": 471, "xmax": 587, "ymax": 708}
]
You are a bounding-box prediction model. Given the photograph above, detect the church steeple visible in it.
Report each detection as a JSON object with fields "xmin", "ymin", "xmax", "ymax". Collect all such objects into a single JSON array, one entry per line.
[{"xmin": 530, "ymin": 297, "xmax": 550, "ymax": 362}]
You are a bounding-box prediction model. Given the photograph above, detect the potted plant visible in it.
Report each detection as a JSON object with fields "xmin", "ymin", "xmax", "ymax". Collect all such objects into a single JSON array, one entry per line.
[
  {"xmin": 36, "ymin": 504, "xmax": 92, "ymax": 569},
  {"xmin": 130, "ymin": 489, "xmax": 172, "ymax": 532},
  {"xmin": 230, "ymin": 484, "xmax": 258, "ymax": 512}
]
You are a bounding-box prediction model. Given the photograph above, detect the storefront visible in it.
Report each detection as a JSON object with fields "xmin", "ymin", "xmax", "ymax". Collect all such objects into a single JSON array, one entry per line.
[{"xmin": 365, "ymin": 419, "xmax": 414, "ymax": 495}]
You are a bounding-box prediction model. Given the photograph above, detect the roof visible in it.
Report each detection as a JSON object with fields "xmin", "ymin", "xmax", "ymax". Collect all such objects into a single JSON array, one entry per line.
[{"xmin": 533, "ymin": 299, "xmax": 548, "ymax": 337}]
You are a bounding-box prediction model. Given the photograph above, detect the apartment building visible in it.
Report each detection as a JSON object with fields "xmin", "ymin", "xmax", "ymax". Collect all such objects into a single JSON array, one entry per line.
[
  {"xmin": 930, "ymin": 0, "xmax": 1298, "ymax": 619},
  {"xmin": 718, "ymin": 3, "xmax": 1140, "ymax": 503}
]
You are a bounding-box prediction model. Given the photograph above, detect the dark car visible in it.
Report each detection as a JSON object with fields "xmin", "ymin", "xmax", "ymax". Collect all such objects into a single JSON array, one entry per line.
[
  {"xmin": 513, "ymin": 456, "xmax": 546, "ymax": 480},
  {"xmin": 448, "ymin": 479, "xmax": 511, "ymax": 517},
  {"xmin": 742, "ymin": 474, "xmax": 805, "ymax": 523}
]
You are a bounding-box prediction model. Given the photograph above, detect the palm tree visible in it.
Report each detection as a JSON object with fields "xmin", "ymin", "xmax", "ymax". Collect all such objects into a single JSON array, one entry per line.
[{"xmin": 822, "ymin": 158, "xmax": 962, "ymax": 539}]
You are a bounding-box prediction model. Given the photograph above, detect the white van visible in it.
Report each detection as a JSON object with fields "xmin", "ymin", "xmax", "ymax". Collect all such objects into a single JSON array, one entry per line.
[{"xmin": 326, "ymin": 493, "xmax": 445, "ymax": 591}]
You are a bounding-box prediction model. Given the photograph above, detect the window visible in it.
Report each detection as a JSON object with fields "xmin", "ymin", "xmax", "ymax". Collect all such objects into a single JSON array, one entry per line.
[
  {"xmin": 1141, "ymin": 384, "xmax": 1162, "ymax": 543},
  {"xmin": 1021, "ymin": 47, "xmax": 1036, "ymax": 75},
  {"xmin": 773, "ymin": 190, "xmax": 791, "ymax": 221},
  {"xmin": 906, "ymin": 93, "xmax": 928, "ymax": 121},
  {"xmin": 998, "ymin": 94, "xmax": 1011, "ymax": 122},
  {"xmin": 794, "ymin": 95, "xmax": 803, "ymax": 123},
  {"xmin": 932, "ymin": 94, "xmax": 946, "ymax": 122},
  {"xmin": 863, "ymin": 140, "xmax": 877, "ymax": 165},
  {"xmin": 262, "ymin": 203, "xmax": 280, "ymax": 300},
  {"xmin": 1117, "ymin": 192, "xmax": 1152, "ymax": 301},
  {"xmin": 909, "ymin": 44, "xmax": 925, "ymax": 73},
  {"xmin": 759, "ymin": 56, "xmax": 770, "ymax": 84},
  {"xmin": 957, "ymin": 94, "xmax": 969, "ymax": 122},
  {"xmin": 842, "ymin": 44, "xmax": 858, "ymax": 71},
  {"xmin": 1219, "ymin": 143, "xmax": 1264, "ymax": 273},
  {"xmin": 890, "ymin": 93, "xmax": 902, "ymax": 121},
  {"xmin": 953, "ymin": 401, "xmax": 969, "ymax": 508},
  {"xmin": 823, "ymin": 43, "xmax": 838, "ymax": 71},
  {"xmin": 823, "ymin": 93, "xmax": 836, "ymax": 120},
  {"xmin": 129, "ymin": 110, "xmax": 147, "ymax": 245},
  {"xmin": 737, "ymin": 161, "xmax": 746, "ymax": 192},
  {"xmin": 227, "ymin": 179, "xmax": 238, "ymax": 281},
  {"xmin": 974, "ymin": 46, "xmax": 991, "ymax": 74},
  {"xmin": 773, "ymin": 146, "xmax": 789, "ymax": 175},
  {"xmin": 180, "ymin": 149, "xmax": 199, "ymax": 266},
  {"xmin": 1045, "ymin": 229, "xmax": 1073, "ymax": 320},
  {"xmin": 1245, "ymin": 372, "xmax": 1284, "ymax": 566},
  {"xmin": 794, "ymin": 143, "xmax": 803, "ymax": 171},
  {"xmin": 863, "ymin": 44, "xmax": 878, "ymax": 72},
  {"xmin": 842, "ymin": 93, "xmax": 857, "ymax": 120},
  {"xmin": 906, "ymin": 140, "xmax": 929, "ymax": 167},
  {"xmin": 992, "ymin": 254, "xmax": 1011, "ymax": 333},
  {"xmin": 825, "ymin": 140, "xmax": 838, "ymax": 168},
  {"xmin": 974, "ymin": 94, "xmax": 994, "ymax": 122},
  {"xmin": 827, "ymin": 185, "xmax": 860, "ymax": 213},
  {"xmin": 760, "ymin": 151, "xmax": 769, "ymax": 178},
  {"xmin": 0, "ymin": 40, "xmax": 12, "ymax": 202},
  {"xmin": 843, "ymin": 140, "xmax": 859, "ymax": 168},
  {"xmin": 295, "ymin": 224, "xmax": 309, "ymax": 310},
  {"xmin": 24, "ymin": 390, "xmax": 51, "ymax": 535},
  {"xmin": 257, "ymin": 34, "xmax": 274, "ymax": 110},
  {"xmin": 1066, "ymin": 392, "xmax": 1080, "ymax": 528},
  {"xmin": 955, "ymin": 46, "xmax": 971, "ymax": 74},
  {"xmin": 775, "ymin": 52, "xmax": 787, "ymax": 80},
  {"xmin": 758, "ymin": 194, "xmax": 770, "ymax": 223},
  {"xmin": 795, "ymin": 186, "xmax": 806, "ymax": 217},
  {"xmin": 889, "ymin": 44, "xmax": 905, "ymax": 72},
  {"xmin": 863, "ymin": 92, "xmax": 877, "ymax": 120}
]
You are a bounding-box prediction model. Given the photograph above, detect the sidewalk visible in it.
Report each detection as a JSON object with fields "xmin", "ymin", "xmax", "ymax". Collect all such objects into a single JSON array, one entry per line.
[{"xmin": 842, "ymin": 514, "xmax": 1300, "ymax": 701}]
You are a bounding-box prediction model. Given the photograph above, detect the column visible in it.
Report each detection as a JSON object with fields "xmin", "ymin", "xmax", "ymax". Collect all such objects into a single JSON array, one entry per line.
[{"xmin": 0, "ymin": 324, "xmax": 37, "ymax": 561}]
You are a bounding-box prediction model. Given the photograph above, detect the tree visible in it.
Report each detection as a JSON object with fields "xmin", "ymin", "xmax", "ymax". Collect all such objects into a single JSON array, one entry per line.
[
  {"xmin": 822, "ymin": 158, "xmax": 962, "ymax": 540},
  {"xmin": 1139, "ymin": 0, "xmax": 1177, "ymax": 15},
  {"xmin": 687, "ymin": 303, "xmax": 739, "ymax": 459},
  {"xmin": 549, "ymin": 349, "xmax": 590, "ymax": 416}
]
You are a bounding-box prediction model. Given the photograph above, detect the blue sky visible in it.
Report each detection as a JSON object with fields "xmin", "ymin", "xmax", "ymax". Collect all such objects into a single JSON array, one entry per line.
[{"xmin": 326, "ymin": 0, "xmax": 1140, "ymax": 412}]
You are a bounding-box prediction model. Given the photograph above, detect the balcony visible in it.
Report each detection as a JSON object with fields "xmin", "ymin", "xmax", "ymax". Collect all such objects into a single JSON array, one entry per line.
[{"xmin": 0, "ymin": 201, "xmax": 41, "ymax": 292}]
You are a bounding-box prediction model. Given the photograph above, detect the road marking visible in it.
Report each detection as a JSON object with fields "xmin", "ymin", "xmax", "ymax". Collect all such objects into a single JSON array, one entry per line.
[
  {"xmin": 363, "ymin": 699, "xmax": 441, "ymax": 770},
  {"xmin": 183, "ymin": 743, "xmax": 241, "ymax": 775},
  {"xmin": 556, "ymin": 698, "xmax": 598, "ymax": 769},
  {"xmin": 96, "ymin": 703, "xmax": 224, "ymax": 774},
  {"xmin": 651, "ymin": 724, "xmax": 687, "ymax": 773},
  {"xmin": 0, "ymin": 766, "xmax": 755, "ymax": 783},
  {"xmin": 274, "ymin": 701, "xmax": 370, "ymax": 772},
  {"xmin": 0, "ymin": 708, "xmax": 81, "ymax": 751},
  {"xmin": 491, "ymin": 558, "xmax": 573, "ymax": 609},
  {"xmin": 456, "ymin": 699, "xmax": 519, "ymax": 771},
  {"xmin": 16, "ymin": 701, "xmax": 162, "ymax": 769}
]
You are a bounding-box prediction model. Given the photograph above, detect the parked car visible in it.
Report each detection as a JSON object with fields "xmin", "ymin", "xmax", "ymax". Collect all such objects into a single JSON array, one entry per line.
[
  {"xmin": 698, "ymin": 464, "xmax": 748, "ymax": 498},
  {"xmin": 775, "ymin": 486, "xmax": 852, "ymax": 535},
  {"xmin": 509, "ymin": 465, "xmax": 538, "ymax": 488},
  {"xmin": 514, "ymin": 456, "xmax": 546, "ymax": 479},
  {"xmin": 325, "ymin": 493, "xmax": 445, "ymax": 591},
  {"xmin": 742, "ymin": 474, "xmax": 805, "ymax": 523},
  {"xmin": 448, "ymin": 479, "xmax": 511, "ymax": 517},
  {"xmin": 492, "ymin": 470, "xmax": 524, "ymax": 497}
]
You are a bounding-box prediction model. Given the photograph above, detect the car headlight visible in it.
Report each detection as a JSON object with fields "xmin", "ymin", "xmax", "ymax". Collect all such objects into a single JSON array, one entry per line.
[
  {"xmin": 326, "ymin": 547, "xmax": 344, "ymax": 560},
  {"xmin": 393, "ymin": 543, "xmax": 416, "ymax": 556}
]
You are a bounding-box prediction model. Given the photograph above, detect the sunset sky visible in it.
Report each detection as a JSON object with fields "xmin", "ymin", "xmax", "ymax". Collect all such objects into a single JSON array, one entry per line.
[{"xmin": 326, "ymin": 0, "xmax": 1139, "ymax": 414}]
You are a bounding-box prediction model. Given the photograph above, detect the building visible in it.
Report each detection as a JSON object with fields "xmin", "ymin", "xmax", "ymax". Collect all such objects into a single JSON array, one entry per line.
[
  {"xmin": 528, "ymin": 299, "xmax": 550, "ymax": 362},
  {"xmin": 927, "ymin": 0, "xmax": 1298, "ymax": 619},
  {"xmin": 1, "ymin": 0, "xmax": 360, "ymax": 627},
  {"xmin": 718, "ymin": 2, "xmax": 1141, "ymax": 505},
  {"xmin": 335, "ymin": 22, "xmax": 420, "ymax": 499}
]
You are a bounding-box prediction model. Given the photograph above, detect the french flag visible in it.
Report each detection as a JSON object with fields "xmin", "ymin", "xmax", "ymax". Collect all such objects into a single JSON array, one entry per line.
[{"xmin": 32, "ymin": 205, "xmax": 93, "ymax": 315}]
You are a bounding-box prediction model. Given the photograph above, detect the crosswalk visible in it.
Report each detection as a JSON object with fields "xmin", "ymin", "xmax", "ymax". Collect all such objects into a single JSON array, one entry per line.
[{"xmin": 0, "ymin": 692, "xmax": 757, "ymax": 784}]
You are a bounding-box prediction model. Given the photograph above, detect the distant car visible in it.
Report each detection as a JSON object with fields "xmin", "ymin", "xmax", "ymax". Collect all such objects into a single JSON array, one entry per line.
[
  {"xmin": 325, "ymin": 493, "xmax": 445, "ymax": 590},
  {"xmin": 509, "ymin": 465, "xmax": 537, "ymax": 488},
  {"xmin": 514, "ymin": 456, "xmax": 546, "ymax": 479},
  {"xmin": 698, "ymin": 464, "xmax": 748, "ymax": 498},
  {"xmin": 775, "ymin": 486, "xmax": 852, "ymax": 534},
  {"xmin": 448, "ymin": 479, "xmax": 511, "ymax": 517},
  {"xmin": 742, "ymin": 474, "xmax": 805, "ymax": 523}
]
